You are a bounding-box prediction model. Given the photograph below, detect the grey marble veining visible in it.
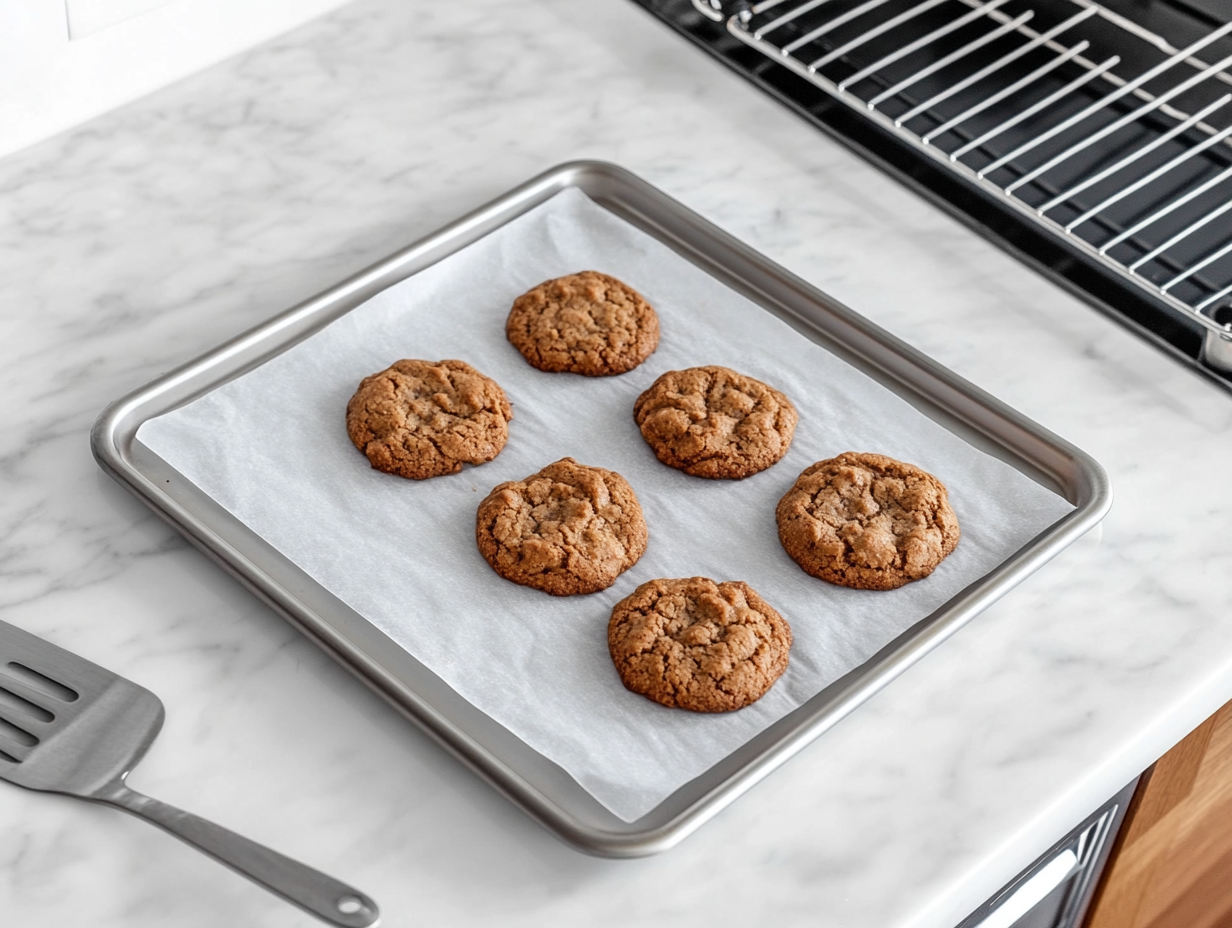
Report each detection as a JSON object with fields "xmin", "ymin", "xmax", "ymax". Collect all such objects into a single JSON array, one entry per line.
[{"xmin": 3, "ymin": 0, "xmax": 1232, "ymax": 925}]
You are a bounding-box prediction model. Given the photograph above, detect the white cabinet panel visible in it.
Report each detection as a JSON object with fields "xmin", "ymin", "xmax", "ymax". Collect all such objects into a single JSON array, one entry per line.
[
  {"xmin": 0, "ymin": 0, "xmax": 353, "ymax": 158},
  {"xmin": 65, "ymin": 0, "xmax": 177, "ymax": 39}
]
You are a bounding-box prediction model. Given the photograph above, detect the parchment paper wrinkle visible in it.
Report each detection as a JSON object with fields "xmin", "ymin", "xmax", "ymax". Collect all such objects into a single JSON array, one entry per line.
[{"xmin": 137, "ymin": 188, "xmax": 1075, "ymax": 822}]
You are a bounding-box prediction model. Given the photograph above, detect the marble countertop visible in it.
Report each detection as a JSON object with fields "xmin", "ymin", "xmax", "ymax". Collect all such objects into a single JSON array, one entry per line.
[{"xmin": 4, "ymin": 1, "xmax": 1232, "ymax": 925}]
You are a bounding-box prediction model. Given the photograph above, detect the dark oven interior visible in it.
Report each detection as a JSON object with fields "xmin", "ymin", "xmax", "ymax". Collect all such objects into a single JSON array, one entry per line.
[{"xmin": 631, "ymin": 0, "xmax": 1232, "ymax": 390}]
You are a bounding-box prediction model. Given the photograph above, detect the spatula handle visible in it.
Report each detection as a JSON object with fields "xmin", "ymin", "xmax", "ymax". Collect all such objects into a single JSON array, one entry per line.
[{"xmin": 96, "ymin": 784, "xmax": 379, "ymax": 927}]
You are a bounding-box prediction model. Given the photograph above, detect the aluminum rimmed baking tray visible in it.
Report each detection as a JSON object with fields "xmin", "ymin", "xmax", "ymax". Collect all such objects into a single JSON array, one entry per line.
[{"xmin": 91, "ymin": 160, "xmax": 1111, "ymax": 857}]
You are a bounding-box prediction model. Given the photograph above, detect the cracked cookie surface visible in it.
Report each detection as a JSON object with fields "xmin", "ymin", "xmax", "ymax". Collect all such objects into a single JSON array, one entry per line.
[
  {"xmin": 475, "ymin": 457, "xmax": 647, "ymax": 596},
  {"xmin": 506, "ymin": 271, "xmax": 659, "ymax": 376},
  {"xmin": 633, "ymin": 365, "xmax": 798, "ymax": 479},
  {"xmin": 608, "ymin": 577, "xmax": 791, "ymax": 713},
  {"xmin": 776, "ymin": 452, "xmax": 960, "ymax": 590},
  {"xmin": 346, "ymin": 359, "xmax": 512, "ymax": 480}
]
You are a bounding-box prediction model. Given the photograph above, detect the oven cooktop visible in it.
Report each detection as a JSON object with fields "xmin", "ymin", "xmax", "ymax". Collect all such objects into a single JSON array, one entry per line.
[{"xmin": 631, "ymin": 0, "xmax": 1232, "ymax": 390}]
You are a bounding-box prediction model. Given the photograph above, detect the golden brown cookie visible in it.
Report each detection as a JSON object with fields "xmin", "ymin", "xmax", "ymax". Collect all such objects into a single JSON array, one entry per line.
[
  {"xmin": 632, "ymin": 365, "xmax": 798, "ymax": 479},
  {"xmin": 506, "ymin": 271, "xmax": 659, "ymax": 376},
  {"xmin": 608, "ymin": 577, "xmax": 791, "ymax": 713},
  {"xmin": 475, "ymin": 457, "xmax": 647, "ymax": 596},
  {"xmin": 776, "ymin": 452, "xmax": 960, "ymax": 590},
  {"xmin": 346, "ymin": 359, "xmax": 512, "ymax": 480}
]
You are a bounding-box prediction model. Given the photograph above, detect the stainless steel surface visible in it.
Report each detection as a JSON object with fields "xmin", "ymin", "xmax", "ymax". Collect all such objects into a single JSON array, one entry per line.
[
  {"xmin": 1201, "ymin": 302, "xmax": 1232, "ymax": 370},
  {"xmin": 970, "ymin": 849, "xmax": 1078, "ymax": 928},
  {"xmin": 0, "ymin": 620, "xmax": 380, "ymax": 928},
  {"xmin": 725, "ymin": 0, "xmax": 1232, "ymax": 343},
  {"xmin": 91, "ymin": 160, "xmax": 1112, "ymax": 857},
  {"xmin": 956, "ymin": 777, "xmax": 1134, "ymax": 928}
]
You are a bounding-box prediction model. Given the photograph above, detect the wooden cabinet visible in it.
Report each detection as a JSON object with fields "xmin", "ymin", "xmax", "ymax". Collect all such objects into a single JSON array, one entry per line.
[{"xmin": 1086, "ymin": 700, "xmax": 1232, "ymax": 928}]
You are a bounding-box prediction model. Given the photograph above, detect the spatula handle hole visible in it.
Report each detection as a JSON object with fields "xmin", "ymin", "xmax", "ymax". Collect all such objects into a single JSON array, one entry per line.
[{"xmin": 336, "ymin": 895, "xmax": 366, "ymax": 915}]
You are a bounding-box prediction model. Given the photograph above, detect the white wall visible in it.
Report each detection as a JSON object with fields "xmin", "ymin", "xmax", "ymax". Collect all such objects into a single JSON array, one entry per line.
[{"xmin": 0, "ymin": 0, "xmax": 354, "ymax": 159}]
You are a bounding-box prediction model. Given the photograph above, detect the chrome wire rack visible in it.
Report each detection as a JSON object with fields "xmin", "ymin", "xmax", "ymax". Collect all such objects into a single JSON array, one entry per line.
[{"xmin": 697, "ymin": 0, "xmax": 1232, "ymax": 368}]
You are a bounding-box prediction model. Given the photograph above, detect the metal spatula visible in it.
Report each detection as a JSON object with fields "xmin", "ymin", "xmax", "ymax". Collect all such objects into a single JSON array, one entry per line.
[{"xmin": 0, "ymin": 619, "xmax": 379, "ymax": 927}]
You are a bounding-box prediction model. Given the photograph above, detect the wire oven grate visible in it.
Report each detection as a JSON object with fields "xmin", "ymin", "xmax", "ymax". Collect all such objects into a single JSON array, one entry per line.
[{"xmin": 697, "ymin": 0, "xmax": 1232, "ymax": 365}]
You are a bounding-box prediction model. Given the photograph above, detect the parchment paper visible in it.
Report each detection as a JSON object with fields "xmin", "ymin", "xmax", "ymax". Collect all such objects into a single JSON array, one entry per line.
[{"xmin": 137, "ymin": 188, "xmax": 1075, "ymax": 822}]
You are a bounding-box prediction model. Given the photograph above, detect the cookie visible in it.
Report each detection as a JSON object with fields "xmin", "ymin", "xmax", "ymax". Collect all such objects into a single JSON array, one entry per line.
[
  {"xmin": 346, "ymin": 359, "xmax": 512, "ymax": 480},
  {"xmin": 506, "ymin": 271, "xmax": 659, "ymax": 376},
  {"xmin": 608, "ymin": 577, "xmax": 792, "ymax": 713},
  {"xmin": 475, "ymin": 457, "xmax": 648, "ymax": 596},
  {"xmin": 776, "ymin": 452, "xmax": 960, "ymax": 590},
  {"xmin": 632, "ymin": 366, "xmax": 798, "ymax": 479}
]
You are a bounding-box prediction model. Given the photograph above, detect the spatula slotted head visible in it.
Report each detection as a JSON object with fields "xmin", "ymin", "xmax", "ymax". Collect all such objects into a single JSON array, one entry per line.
[{"xmin": 0, "ymin": 621, "xmax": 164, "ymax": 798}]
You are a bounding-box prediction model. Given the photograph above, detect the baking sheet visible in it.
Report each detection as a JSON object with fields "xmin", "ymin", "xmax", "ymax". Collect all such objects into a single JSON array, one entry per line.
[{"xmin": 136, "ymin": 188, "xmax": 1075, "ymax": 822}]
